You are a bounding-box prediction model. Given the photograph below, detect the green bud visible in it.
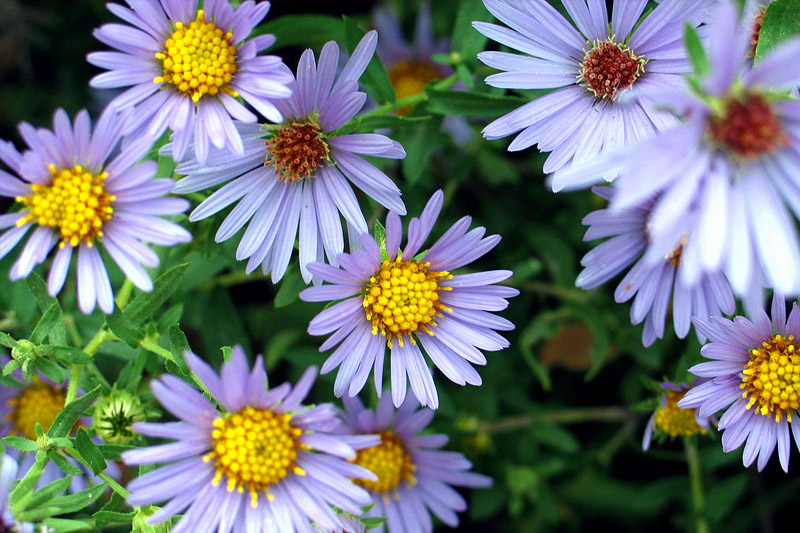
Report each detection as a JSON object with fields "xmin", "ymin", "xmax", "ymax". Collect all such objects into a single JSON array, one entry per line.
[{"xmin": 92, "ymin": 390, "xmax": 145, "ymax": 445}]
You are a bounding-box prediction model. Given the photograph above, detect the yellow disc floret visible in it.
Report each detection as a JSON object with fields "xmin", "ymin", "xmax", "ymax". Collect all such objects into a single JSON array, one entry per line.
[
  {"xmin": 205, "ymin": 407, "xmax": 305, "ymax": 508},
  {"xmin": 155, "ymin": 10, "xmax": 238, "ymax": 103},
  {"xmin": 363, "ymin": 257, "xmax": 452, "ymax": 348},
  {"xmin": 741, "ymin": 334, "xmax": 800, "ymax": 422},
  {"xmin": 5, "ymin": 377, "xmax": 67, "ymax": 440},
  {"xmin": 654, "ymin": 390, "xmax": 707, "ymax": 439},
  {"xmin": 16, "ymin": 164, "xmax": 114, "ymax": 248},
  {"xmin": 352, "ymin": 431, "xmax": 416, "ymax": 497}
]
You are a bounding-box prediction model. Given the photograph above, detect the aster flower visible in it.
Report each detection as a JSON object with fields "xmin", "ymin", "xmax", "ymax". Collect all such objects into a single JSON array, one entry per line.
[
  {"xmin": 299, "ymin": 190, "xmax": 517, "ymax": 409},
  {"xmin": 679, "ymin": 294, "xmax": 800, "ymax": 472},
  {"xmin": 339, "ymin": 395, "xmax": 492, "ymax": 533},
  {"xmin": 554, "ymin": 1, "xmax": 800, "ymax": 300},
  {"xmin": 579, "ymin": 187, "xmax": 735, "ymax": 346},
  {"xmin": 0, "ymin": 108, "xmax": 191, "ymax": 314},
  {"xmin": 642, "ymin": 381, "xmax": 714, "ymax": 451},
  {"xmin": 88, "ymin": 0, "xmax": 293, "ymax": 164},
  {"xmin": 1, "ymin": 454, "xmax": 33, "ymax": 533},
  {"xmin": 169, "ymin": 31, "xmax": 406, "ymax": 283},
  {"xmin": 122, "ymin": 346, "xmax": 379, "ymax": 532},
  {"xmin": 474, "ymin": 0, "xmax": 713, "ymax": 173}
]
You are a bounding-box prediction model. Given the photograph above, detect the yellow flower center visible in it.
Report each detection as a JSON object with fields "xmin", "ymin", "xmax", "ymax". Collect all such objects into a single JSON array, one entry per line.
[
  {"xmin": 654, "ymin": 390, "xmax": 707, "ymax": 438},
  {"xmin": 15, "ymin": 164, "xmax": 114, "ymax": 248},
  {"xmin": 5, "ymin": 377, "xmax": 67, "ymax": 440},
  {"xmin": 387, "ymin": 60, "xmax": 441, "ymax": 115},
  {"xmin": 352, "ymin": 431, "xmax": 416, "ymax": 496},
  {"xmin": 205, "ymin": 407, "xmax": 305, "ymax": 508},
  {"xmin": 363, "ymin": 257, "xmax": 452, "ymax": 348},
  {"xmin": 154, "ymin": 10, "xmax": 238, "ymax": 103},
  {"xmin": 741, "ymin": 334, "xmax": 800, "ymax": 422},
  {"xmin": 264, "ymin": 120, "xmax": 330, "ymax": 182}
]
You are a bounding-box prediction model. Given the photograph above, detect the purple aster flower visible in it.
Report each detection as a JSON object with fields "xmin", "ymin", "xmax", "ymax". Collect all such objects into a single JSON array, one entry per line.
[
  {"xmin": 579, "ymin": 187, "xmax": 735, "ymax": 346},
  {"xmin": 122, "ymin": 346, "xmax": 380, "ymax": 532},
  {"xmin": 168, "ymin": 31, "xmax": 406, "ymax": 283},
  {"xmin": 474, "ymin": 0, "xmax": 713, "ymax": 173},
  {"xmin": 0, "ymin": 108, "xmax": 191, "ymax": 314},
  {"xmin": 88, "ymin": 0, "xmax": 293, "ymax": 164},
  {"xmin": 554, "ymin": 1, "xmax": 800, "ymax": 300},
  {"xmin": 642, "ymin": 381, "xmax": 714, "ymax": 451},
  {"xmin": 679, "ymin": 294, "xmax": 800, "ymax": 472},
  {"xmin": 1, "ymin": 455, "xmax": 33, "ymax": 533},
  {"xmin": 339, "ymin": 395, "xmax": 492, "ymax": 533},
  {"xmin": 299, "ymin": 190, "xmax": 517, "ymax": 409}
]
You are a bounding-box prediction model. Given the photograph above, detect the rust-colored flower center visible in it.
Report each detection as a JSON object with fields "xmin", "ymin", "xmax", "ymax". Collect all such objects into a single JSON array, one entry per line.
[
  {"xmin": 741, "ymin": 334, "xmax": 800, "ymax": 422},
  {"xmin": 654, "ymin": 390, "xmax": 707, "ymax": 438},
  {"xmin": 155, "ymin": 9, "xmax": 238, "ymax": 102},
  {"xmin": 708, "ymin": 93, "xmax": 787, "ymax": 158},
  {"xmin": 205, "ymin": 407, "xmax": 305, "ymax": 507},
  {"xmin": 5, "ymin": 377, "xmax": 67, "ymax": 440},
  {"xmin": 751, "ymin": 6, "xmax": 767, "ymax": 57},
  {"xmin": 388, "ymin": 60, "xmax": 441, "ymax": 115},
  {"xmin": 352, "ymin": 431, "xmax": 416, "ymax": 495},
  {"xmin": 578, "ymin": 39, "xmax": 645, "ymax": 100},
  {"xmin": 265, "ymin": 121, "xmax": 330, "ymax": 182},
  {"xmin": 363, "ymin": 257, "xmax": 452, "ymax": 348}
]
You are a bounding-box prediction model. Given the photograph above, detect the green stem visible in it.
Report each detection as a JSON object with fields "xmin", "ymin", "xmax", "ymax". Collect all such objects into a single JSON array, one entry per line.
[
  {"xmin": 115, "ymin": 279, "xmax": 134, "ymax": 310},
  {"xmin": 357, "ymin": 73, "xmax": 459, "ymax": 120},
  {"xmin": 83, "ymin": 328, "xmax": 112, "ymax": 356},
  {"xmin": 65, "ymin": 365, "xmax": 82, "ymax": 405},
  {"xmin": 139, "ymin": 340, "xmax": 176, "ymax": 364},
  {"xmin": 65, "ymin": 328, "xmax": 116, "ymax": 404},
  {"xmin": 9, "ymin": 451, "xmax": 48, "ymax": 516},
  {"xmin": 684, "ymin": 440, "xmax": 710, "ymax": 533},
  {"xmin": 63, "ymin": 447, "xmax": 130, "ymax": 499},
  {"xmin": 475, "ymin": 406, "xmax": 634, "ymax": 433}
]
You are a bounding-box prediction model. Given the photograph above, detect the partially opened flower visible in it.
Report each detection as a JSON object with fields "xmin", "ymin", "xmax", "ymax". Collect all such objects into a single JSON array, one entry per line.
[
  {"xmin": 579, "ymin": 187, "xmax": 735, "ymax": 346},
  {"xmin": 554, "ymin": 1, "xmax": 800, "ymax": 299},
  {"xmin": 679, "ymin": 294, "xmax": 800, "ymax": 472},
  {"xmin": 1, "ymin": 454, "xmax": 33, "ymax": 533},
  {"xmin": 0, "ymin": 108, "xmax": 190, "ymax": 314},
  {"xmin": 88, "ymin": 0, "xmax": 293, "ymax": 164},
  {"xmin": 340, "ymin": 395, "xmax": 491, "ymax": 533},
  {"xmin": 642, "ymin": 382, "xmax": 714, "ymax": 451},
  {"xmin": 123, "ymin": 346, "xmax": 378, "ymax": 532},
  {"xmin": 169, "ymin": 31, "xmax": 406, "ymax": 283},
  {"xmin": 300, "ymin": 190, "xmax": 517, "ymax": 409},
  {"xmin": 475, "ymin": 0, "xmax": 713, "ymax": 173}
]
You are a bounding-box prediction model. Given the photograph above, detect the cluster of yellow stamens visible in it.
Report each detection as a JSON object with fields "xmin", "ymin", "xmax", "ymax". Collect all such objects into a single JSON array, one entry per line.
[
  {"xmin": 205, "ymin": 407, "xmax": 305, "ymax": 508},
  {"xmin": 363, "ymin": 257, "xmax": 452, "ymax": 348},
  {"xmin": 654, "ymin": 390, "xmax": 707, "ymax": 439},
  {"xmin": 741, "ymin": 334, "xmax": 800, "ymax": 422},
  {"xmin": 16, "ymin": 164, "xmax": 114, "ymax": 248},
  {"xmin": 387, "ymin": 60, "xmax": 441, "ymax": 115},
  {"xmin": 5, "ymin": 377, "xmax": 67, "ymax": 440},
  {"xmin": 155, "ymin": 10, "xmax": 238, "ymax": 102},
  {"xmin": 352, "ymin": 431, "xmax": 417, "ymax": 499}
]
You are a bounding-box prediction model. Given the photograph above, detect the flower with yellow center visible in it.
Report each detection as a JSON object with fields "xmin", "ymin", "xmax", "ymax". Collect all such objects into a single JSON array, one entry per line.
[
  {"xmin": 154, "ymin": 10, "xmax": 238, "ymax": 103},
  {"xmin": 654, "ymin": 390, "xmax": 708, "ymax": 439},
  {"xmin": 4, "ymin": 377, "xmax": 67, "ymax": 440},
  {"xmin": 741, "ymin": 334, "xmax": 800, "ymax": 422},
  {"xmin": 363, "ymin": 257, "xmax": 452, "ymax": 348},
  {"xmin": 352, "ymin": 431, "xmax": 416, "ymax": 501},
  {"xmin": 15, "ymin": 165, "xmax": 114, "ymax": 248},
  {"xmin": 387, "ymin": 60, "xmax": 441, "ymax": 115}
]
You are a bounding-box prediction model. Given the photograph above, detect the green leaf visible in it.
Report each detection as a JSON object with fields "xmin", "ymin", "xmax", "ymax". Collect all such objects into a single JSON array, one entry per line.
[
  {"xmin": 2, "ymin": 436, "xmax": 37, "ymax": 452},
  {"xmin": 343, "ymin": 16, "xmax": 396, "ymax": 104},
  {"xmin": 75, "ymin": 428, "xmax": 107, "ymax": 475},
  {"xmin": 360, "ymin": 516, "xmax": 388, "ymax": 529},
  {"xmin": 51, "ymin": 346, "xmax": 93, "ymax": 366},
  {"xmin": 401, "ymin": 115, "xmax": 443, "ymax": 184},
  {"xmin": 33, "ymin": 357, "xmax": 64, "ymax": 383},
  {"xmin": 683, "ymin": 24, "xmax": 709, "ymax": 77},
  {"xmin": 98, "ymin": 444, "xmax": 135, "ymax": 461},
  {"xmin": 425, "ymin": 88, "xmax": 528, "ymax": 117},
  {"xmin": 451, "ymin": 0, "xmax": 493, "ymax": 65},
  {"xmin": 257, "ymin": 14, "xmax": 343, "ymax": 49},
  {"xmin": 23, "ymin": 477, "xmax": 72, "ymax": 511},
  {"xmin": 357, "ymin": 114, "xmax": 432, "ymax": 132},
  {"xmin": 30, "ymin": 303, "xmax": 61, "ymax": 345},
  {"xmin": 47, "ymin": 451, "xmax": 84, "ymax": 476},
  {"xmin": 756, "ymin": 0, "xmax": 800, "ymax": 59},
  {"xmin": 94, "ymin": 510, "xmax": 135, "ymax": 526},
  {"xmin": 41, "ymin": 518, "xmax": 94, "ymax": 532},
  {"xmin": 0, "ymin": 331, "xmax": 16, "ymax": 349},
  {"xmin": 25, "ymin": 273, "xmax": 66, "ymax": 345},
  {"xmin": 124, "ymin": 264, "xmax": 189, "ymax": 325},
  {"xmin": 274, "ymin": 266, "xmax": 306, "ymax": 308},
  {"xmin": 48, "ymin": 385, "xmax": 102, "ymax": 439},
  {"xmin": 167, "ymin": 324, "xmax": 192, "ymax": 377},
  {"xmin": 105, "ymin": 306, "xmax": 145, "ymax": 349},
  {"xmin": 46, "ymin": 483, "xmax": 106, "ymax": 514},
  {"xmin": 373, "ymin": 219, "xmax": 387, "ymax": 260}
]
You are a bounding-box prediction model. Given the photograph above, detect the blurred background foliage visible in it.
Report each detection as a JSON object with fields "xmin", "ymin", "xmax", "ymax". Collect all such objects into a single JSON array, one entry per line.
[{"xmin": 1, "ymin": 1, "xmax": 798, "ymax": 532}]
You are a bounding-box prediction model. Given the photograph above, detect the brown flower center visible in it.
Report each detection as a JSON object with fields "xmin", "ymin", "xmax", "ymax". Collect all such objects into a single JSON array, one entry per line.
[
  {"xmin": 265, "ymin": 120, "xmax": 330, "ymax": 182},
  {"xmin": 708, "ymin": 93, "xmax": 787, "ymax": 159},
  {"xmin": 578, "ymin": 39, "xmax": 645, "ymax": 100}
]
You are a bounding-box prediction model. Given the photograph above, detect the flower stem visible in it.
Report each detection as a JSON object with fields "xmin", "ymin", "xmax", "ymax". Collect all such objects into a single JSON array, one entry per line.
[
  {"xmin": 358, "ymin": 73, "xmax": 460, "ymax": 120},
  {"xmin": 63, "ymin": 447, "xmax": 130, "ymax": 499},
  {"xmin": 115, "ymin": 278, "xmax": 134, "ymax": 310},
  {"xmin": 684, "ymin": 439, "xmax": 710, "ymax": 533},
  {"xmin": 139, "ymin": 339, "xmax": 176, "ymax": 364},
  {"xmin": 474, "ymin": 406, "xmax": 634, "ymax": 433}
]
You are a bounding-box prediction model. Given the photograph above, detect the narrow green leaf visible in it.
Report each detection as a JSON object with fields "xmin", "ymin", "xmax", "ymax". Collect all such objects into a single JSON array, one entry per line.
[
  {"xmin": 94, "ymin": 510, "xmax": 135, "ymax": 526},
  {"xmin": 105, "ymin": 306, "xmax": 145, "ymax": 349},
  {"xmin": 373, "ymin": 219, "xmax": 388, "ymax": 260},
  {"xmin": 98, "ymin": 444, "xmax": 135, "ymax": 461},
  {"xmin": 343, "ymin": 16, "xmax": 396, "ymax": 104},
  {"xmin": 425, "ymin": 88, "xmax": 528, "ymax": 117},
  {"xmin": 52, "ymin": 346, "xmax": 92, "ymax": 365},
  {"xmin": 0, "ymin": 331, "xmax": 18, "ymax": 348},
  {"xmin": 30, "ymin": 303, "xmax": 61, "ymax": 345},
  {"xmin": 46, "ymin": 483, "xmax": 106, "ymax": 513},
  {"xmin": 274, "ymin": 266, "xmax": 306, "ymax": 308},
  {"xmin": 401, "ymin": 115, "xmax": 444, "ymax": 184},
  {"xmin": 756, "ymin": 0, "xmax": 800, "ymax": 59},
  {"xmin": 357, "ymin": 114, "xmax": 432, "ymax": 132},
  {"xmin": 2, "ymin": 436, "xmax": 37, "ymax": 452},
  {"xmin": 683, "ymin": 23, "xmax": 709, "ymax": 77},
  {"xmin": 75, "ymin": 428, "xmax": 107, "ymax": 475},
  {"xmin": 48, "ymin": 385, "xmax": 102, "ymax": 439},
  {"xmin": 256, "ymin": 14, "xmax": 343, "ymax": 49},
  {"xmin": 41, "ymin": 518, "xmax": 94, "ymax": 532},
  {"xmin": 23, "ymin": 477, "xmax": 72, "ymax": 510},
  {"xmin": 451, "ymin": 0, "xmax": 493, "ymax": 65},
  {"xmin": 167, "ymin": 324, "xmax": 192, "ymax": 377},
  {"xmin": 33, "ymin": 357, "xmax": 64, "ymax": 384},
  {"xmin": 2, "ymin": 359, "xmax": 21, "ymax": 376},
  {"xmin": 25, "ymin": 273, "xmax": 67, "ymax": 345},
  {"xmin": 47, "ymin": 451, "xmax": 84, "ymax": 476},
  {"xmin": 124, "ymin": 264, "xmax": 189, "ymax": 325}
]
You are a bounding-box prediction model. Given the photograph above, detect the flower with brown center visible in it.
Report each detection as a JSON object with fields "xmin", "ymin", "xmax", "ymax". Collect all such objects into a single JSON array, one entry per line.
[{"xmin": 578, "ymin": 39, "xmax": 645, "ymax": 100}]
